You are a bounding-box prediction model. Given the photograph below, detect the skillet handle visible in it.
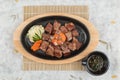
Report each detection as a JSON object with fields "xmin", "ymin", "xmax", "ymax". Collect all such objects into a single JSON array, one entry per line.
[{"xmin": 82, "ymin": 58, "xmax": 87, "ymax": 66}]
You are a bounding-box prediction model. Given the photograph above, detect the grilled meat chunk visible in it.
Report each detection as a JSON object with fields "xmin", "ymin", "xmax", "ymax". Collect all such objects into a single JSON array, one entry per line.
[
  {"xmin": 72, "ymin": 29, "xmax": 79, "ymax": 37},
  {"xmin": 53, "ymin": 20, "xmax": 61, "ymax": 31},
  {"xmin": 60, "ymin": 43, "xmax": 68, "ymax": 51},
  {"xmin": 45, "ymin": 22, "xmax": 53, "ymax": 34},
  {"xmin": 54, "ymin": 48, "xmax": 62, "ymax": 58},
  {"xmin": 46, "ymin": 44, "xmax": 54, "ymax": 57},
  {"xmin": 40, "ymin": 41, "xmax": 49, "ymax": 52},
  {"xmin": 73, "ymin": 37, "xmax": 82, "ymax": 50},
  {"xmin": 60, "ymin": 26, "xmax": 68, "ymax": 33},
  {"xmin": 42, "ymin": 33, "xmax": 50, "ymax": 41},
  {"xmin": 62, "ymin": 48, "xmax": 71, "ymax": 57},
  {"xmin": 65, "ymin": 32, "xmax": 72, "ymax": 41},
  {"xmin": 65, "ymin": 22, "xmax": 75, "ymax": 31},
  {"xmin": 68, "ymin": 42, "xmax": 76, "ymax": 51}
]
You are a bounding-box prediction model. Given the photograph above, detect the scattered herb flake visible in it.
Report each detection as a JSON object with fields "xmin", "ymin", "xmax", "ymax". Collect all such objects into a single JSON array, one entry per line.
[{"xmin": 112, "ymin": 75, "xmax": 117, "ymax": 78}]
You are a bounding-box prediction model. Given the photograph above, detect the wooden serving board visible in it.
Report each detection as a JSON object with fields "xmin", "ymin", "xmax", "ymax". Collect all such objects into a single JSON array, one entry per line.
[
  {"xmin": 14, "ymin": 6, "xmax": 99, "ymax": 70},
  {"xmin": 14, "ymin": 13, "xmax": 99, "ymax": 64}
]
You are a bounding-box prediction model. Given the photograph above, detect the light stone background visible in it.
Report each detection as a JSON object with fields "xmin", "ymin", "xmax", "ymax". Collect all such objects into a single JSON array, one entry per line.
[{"xmin": 0, "ymin": 0, "xmax": 120, "ymax": 80}]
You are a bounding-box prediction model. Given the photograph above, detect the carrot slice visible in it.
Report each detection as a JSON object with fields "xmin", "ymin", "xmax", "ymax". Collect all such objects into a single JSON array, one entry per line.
[{"xmin": 31, "ymin": 40, "xmax": 42, "ymax": 51}]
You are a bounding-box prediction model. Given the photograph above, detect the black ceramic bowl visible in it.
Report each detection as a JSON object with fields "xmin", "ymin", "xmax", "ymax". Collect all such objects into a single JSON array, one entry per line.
[
  {"xmin": 21, "ymin": 16, "xmax": 90, "ymax": 60},
  {"xmin": 82, "ymin": 51, "xmax": 109, "ymax": 76}
]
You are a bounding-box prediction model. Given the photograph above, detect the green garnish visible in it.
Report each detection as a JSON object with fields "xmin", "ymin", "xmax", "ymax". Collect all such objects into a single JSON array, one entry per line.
[{"xmin": 26, "ymin": 25, "xmax": 45, "ymax": 42}]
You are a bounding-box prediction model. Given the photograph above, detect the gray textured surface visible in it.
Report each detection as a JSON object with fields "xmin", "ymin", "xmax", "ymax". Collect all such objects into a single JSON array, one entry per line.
[{"xmin": 0, "ymin": 0, "xmax": 120, "ymax": 80}]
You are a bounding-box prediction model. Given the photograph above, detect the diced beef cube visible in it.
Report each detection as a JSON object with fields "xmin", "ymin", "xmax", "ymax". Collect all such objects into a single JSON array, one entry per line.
[
  {"xmin": 40, "ymin": 41, "xmax": 49, "ymax": 52},
  {"xmin": 73, "ymin": 37, "xmax": 82, "ymax": 50},
  {"xmin": 63, "ymin": 53, "xmax": 70, "ymax": 57},
  {"xmin": 55, "ymin": 30, "xmax": 61, "ymax": 34},
  {"xmin": 62, "ymin": 48, "xmax": 71, "ymax": 57},
  {"xmin": 65, "ymin": 22, "xmax": 75, "ymax": 31},
  {"xmin": 72, "ymin": 29, "xmax": 79, "ymax": 37},
  {"xmin": 65, "ymin": 32, "xmax": 72, "ymax": 41},
  {"xmin": 46, "ymin": 45, "xmax": 54, "ymax": 57},
  {"xmin": 76, "ymin": 42, "xmax": 82, "ymax": 50},
  {"xmin": 72, "ymin": 37, "xmax": 78, "ymax": 42},
  {"xmin": 54, "ymin": 48, "xmax": 62, "ymax": 58},
  {"xmin": 60, "ymin": 26, "xmax": 68, "ymax": 33},
  {"xmin": 65, "ymin": 41, "xmax": 70, "ymax": 45},
  {"xmin": 49, "ymin": 36, "xmax": 53, "ymax": 40},
  {"xmin": 46, "ymin": 48, "xmax": 54, "ymax": 56},
  {"xmin": 45, "ymin": 22, "xmax": 53, "ymax": 34},
  {"xmin": 51, "ymin": 30, "xmax": 56, "ymax": 35},
  {"xmin": 68, "ymin": 42, "xmax": 76, "ymax": 51},
  {"xmin": 42, "ymin": 33, "xmax": 50, "ymax": 41},
  {"xmin": 54, "ymin": 45, "xmax": 61, "ymax": 50},
  {"xmin": 48, "ymin": 38, "xmax": 52, "ymax": 42},
  {"xmin": 53, "ymin": 20, "xmax": 61, "ymax": 31},
  {"xmin": 60, "ymin": 43, "xmax": 68, "ymax": 51},
  {"xmin": 49, "ymin": 44, "xmax": 54, "ymax": 50}
]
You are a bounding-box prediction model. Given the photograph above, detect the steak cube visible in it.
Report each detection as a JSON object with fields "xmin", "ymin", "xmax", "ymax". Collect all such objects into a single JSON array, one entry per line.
[
  {"xmin": 62, "ymin": 48, "xmax": 71, "ymax": 57},
  {"xmin": 42, "ymin": 33, "xmax": 50, "ymax": 41},
  {"xmin": 76, "ymin": 42, "xmax": 82, "ymax": 50},
  {"xmin": 60, "ymin": 26, "xmax": 68, "ymax": 33},
  {"xmin": 65, "ymin": 22, "xmax": 75, "ymax": 31},
  {"xmin": 65, "ymin": 32, "xmax": 72, "ymax": 41},
  {"xmin": 72, "ymin": 29, "xmax": 79, "ymax": 37},
  {"xmin": 53, "ymin": 20, "xmax": 61, "ymax": 31},
  {"xmin": 40, "ymin": 41, "xmax": 49, "ymax": 52},
  {"xmin": 45, "ymin": 22, "xmax": 53, "ymax": 34},
  {"xmin": 60, "ymin": 43, "xmax": 68, "ymax": 51},
  {"xmin": 54, "ymin": 45, "xmax": 61, "ymax": 50},
  {"xmin": 68, "ymin": 42, "xmax": 76, "ymax": 51},
  {"xmin": 46, "ymin": 45, "xmax": 54, "ymax": 57},
  {"xmin": 51, "ymin": 30, "xmax": 56, "ymax": 35},
  {"xmin": 54, "ymin": 48, "xmax": 62, "ymax": 58},
  {"xmin": 73, "ymin": 37, "xmax": 82, "ymax": 50},
  {"xmin": 63, "ymin": 53, "xmax": 70, "ymax": 57}
]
